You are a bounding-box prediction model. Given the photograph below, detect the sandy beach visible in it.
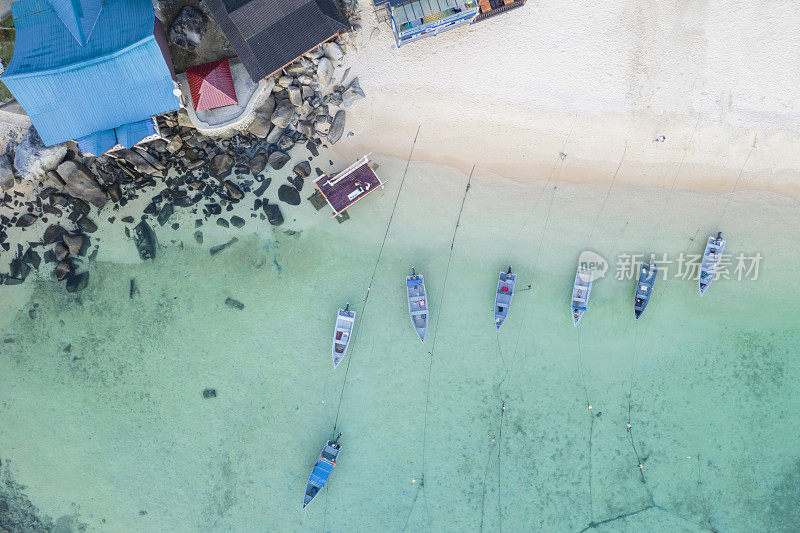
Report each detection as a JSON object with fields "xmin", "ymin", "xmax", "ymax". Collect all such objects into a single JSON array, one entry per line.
[{"xmin": 1, "ymin": 2, "xmax": 799, "ymax": 531}]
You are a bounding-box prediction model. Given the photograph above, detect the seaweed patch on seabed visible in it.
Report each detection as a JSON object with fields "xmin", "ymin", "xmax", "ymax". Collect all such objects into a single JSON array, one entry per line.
[{"xmin": 0, "ymin": 456, "xmax": 86, "ymax": 532}]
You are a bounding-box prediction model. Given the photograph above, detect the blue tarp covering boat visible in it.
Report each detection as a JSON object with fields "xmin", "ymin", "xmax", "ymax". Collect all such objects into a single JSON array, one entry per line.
[{"xmin": 303, "ymin": 434, "xmax": 342, "ymax": 509}]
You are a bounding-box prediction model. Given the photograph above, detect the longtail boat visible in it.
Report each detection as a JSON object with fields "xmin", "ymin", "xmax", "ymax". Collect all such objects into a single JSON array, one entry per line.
[{"xmin": 302, "ymin": 433, "xmax": 342, "ymax": 509}]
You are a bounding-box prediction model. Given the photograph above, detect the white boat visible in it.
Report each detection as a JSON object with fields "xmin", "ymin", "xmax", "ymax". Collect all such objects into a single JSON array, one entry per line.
[
  {"xmin": 406, "ymin": 268, "xmax": 428, "ymax": 342},
  {"xmin": 494, "ymin": 267, "xmax": 517, "ymax": 330},
  {"xmin": 571, "ymin": 265, "xmax": 594, "ymax": 326},
  {"xmin": 699, "ymin": 232, "xmax": 726, "ymax": 295},
  {"xmin": 331, "ymin": 305, "xmax": 355, "ymax": 368}
]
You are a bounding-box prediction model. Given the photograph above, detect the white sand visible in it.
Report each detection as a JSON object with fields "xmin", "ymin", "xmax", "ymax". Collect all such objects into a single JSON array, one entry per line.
[{"xmin": 334, "ymin": 1, "xmax": 800, "ymax": 198}]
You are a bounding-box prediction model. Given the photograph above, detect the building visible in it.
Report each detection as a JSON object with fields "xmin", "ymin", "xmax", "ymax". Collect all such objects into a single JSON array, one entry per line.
[
  {"xmin": 203, "ymin": 0, "xmax": 348, "ymax": 82},
  {"xmin": 1, "ymin": 0, "xmax": 181, "ymax": 153},
  {"xmin": 474, "ymin": 0, "xmax": 526, "ymax": 23},
  {"xmin": 383, "ymin": 0, "xmax": 480, "ymax": 47},
  {"xmin": 314, "ymin": 156, "xmax": 386, "ymax": 218}
]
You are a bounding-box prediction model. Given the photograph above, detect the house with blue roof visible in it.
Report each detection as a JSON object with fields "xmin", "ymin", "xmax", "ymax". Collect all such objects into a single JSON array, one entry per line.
[{"xmin": 1, "ymin": 0, "xmax": 181, "ymax": 155}]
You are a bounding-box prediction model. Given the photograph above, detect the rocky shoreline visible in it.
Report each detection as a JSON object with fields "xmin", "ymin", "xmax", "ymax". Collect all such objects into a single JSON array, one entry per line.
[{"xmin": 0, "ymin": 32, "xmax": 364, "ymax": 293}]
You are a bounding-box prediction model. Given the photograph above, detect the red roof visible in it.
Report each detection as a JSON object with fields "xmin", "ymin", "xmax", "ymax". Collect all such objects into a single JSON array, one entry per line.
[{"xmin": 186, "ymin": 59, "xmax": 238, "ymax": 111}]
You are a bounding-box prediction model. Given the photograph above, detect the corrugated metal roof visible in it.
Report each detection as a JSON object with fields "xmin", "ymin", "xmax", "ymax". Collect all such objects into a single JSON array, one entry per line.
[
  {"xmin": 1, "ymin": 0, "xmax": 179, "ymax": 146},
  {"xmin": 186, "ymin": 59, "xmax": 238, "ymax": 111},
  {"xmin": 204, "ymin": 0, "xmax": 347, "ymax": 81}
]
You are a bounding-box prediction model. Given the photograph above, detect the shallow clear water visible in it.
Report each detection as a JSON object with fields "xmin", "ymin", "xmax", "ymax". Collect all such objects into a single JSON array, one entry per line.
[{"xmin": 1, "ymin": 155, "xmax": 799, "ymax": 531}]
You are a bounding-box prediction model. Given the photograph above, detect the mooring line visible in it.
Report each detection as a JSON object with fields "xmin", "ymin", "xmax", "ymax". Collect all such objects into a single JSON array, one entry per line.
[
  {"xmin": 586, "ymin": 142, "xmax": 628, "ymax": 246},
  {"xmin": 331, "ymin": 125, "xmax": 422, "ymax": 432},
  {"xmin": 403, "ymin": 164, "xmax": 473, "ymax": 532}
]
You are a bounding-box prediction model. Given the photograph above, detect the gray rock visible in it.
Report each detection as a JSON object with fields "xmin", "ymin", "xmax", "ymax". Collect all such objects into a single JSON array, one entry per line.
[
  {"xmin": 342, "ymin": 77, "xmax": 366, "ymax": 107},
  {"xmin": 247, "ymin": 97, "xmax": 275, "ymax": 138},
  {"xmin": 210, "ymin": 154, "xmax": 233, "ymax": 179},
  {"xmin": 294, "ymin": 161, "xmax": 311, "ymax": 178},
  {"xmin": 56, "ymin": 160, "xmax": 107, "ymax": 208},
  {"xmin": 210, "ymin": 237, "xmax": 238, "ymax": 256},
  {"xmin": 278, "ymin": 184, "xmax": 301, "ymax": 205},
  {"xmin": 277, "ymin": 76, "xmax": 294, "ymax": 88},
  {"xmin": 65, "ymin": 271, "xmax": 88, "ymax": 293},
  {"xmin": 63, "ymin": 233, "xmax": 85, "ymax": 255},
  {"xmin": 316, "ymin": 57, "xmax": 334, "ymax": 85},
  {"xmin": 302, "ymin": 86, "xmax": 315, "ymax": 99},
  {"xmin": 278, "ymin": 136, "xmax": 295, "ymax": 151},
  {"xmin": 270, "ymin": 100, "xmax": 295, "ymax": 128},
  {"xmin": 15, "ymin": 213, "xmax": 37, "ymax": 227},
  {"xmin": 165, "ymin": 136, "xmax": 183, "ymax": 153},
  {"xmin": 268, "ymin": 151, "xmax": 291, "ymax": 170},
  {"xmin": 296, "ymin": 120, "xmax": 314, "ymax": 138},
  {"xmin": 249, "ymin": 152, "xmax": 266, "ymax": 175},
  {"xmin": 223, "ymin": 180, "xmax": 244, "ymax": 200},
  {"xmin": 157, "ymin": 202, "xmax": 174, "ymax": 226},
  {"xmin": 230, "ymin": 215, "xmax": 245, "ymax": 228},
  {"xmin": 134, "ymin": 220, "xmax": 158, "ymax": 260},
  {"xmin": 13, "ymin": 126, "xmax": 68, "ymax": 181},
  {"xmin": 263, "ymin": 202, "xmax": 284, "ymax": 225},
  {"xmin": 77, "ymin": 217, "xmax": 98, "ymax": 233},
  {"xmin": 169, "ymin": 6, "xmax": 207, "ymax": 51},
  {"xmin": 287, "ymin": 86, "xmax": 302, "ymax": 106},
  {"xmin": 0, "ymin": 153, "xmax": 14, "ymax": 190},
  {"xmin": 43, "ymin": 224, "xmax": 68, "ymax": 244},
  {"xmin": 328, "ymin": 110, "xmax": 346, "ymax": 145},
  {"xmin": 120, "ymin": 149, "xmax": 159, "ymax": 174},
  {"xmin": 323, "ymin": 42, "xmax": 344, "ymax": 61},
  {"xmin": 266, "ymin": 127, "xmax": 284, "ymax": 144},
  {"xmin": 55, "ymin": 260, "xmax": 72, "ymax": 281}
]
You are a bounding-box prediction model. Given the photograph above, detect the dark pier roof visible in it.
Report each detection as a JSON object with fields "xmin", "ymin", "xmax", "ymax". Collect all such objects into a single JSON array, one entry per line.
[
  {"xmin": 314, "ymin": 157, "xmax": 386, "ymax": 217},
  {"xmin": 204, "ymin": 0, "xmax": 347, "ymax": 81}
]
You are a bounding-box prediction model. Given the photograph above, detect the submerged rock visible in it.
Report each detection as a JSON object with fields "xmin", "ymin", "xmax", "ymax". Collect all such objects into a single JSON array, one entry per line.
[
  {"xmin": 54, "ymin": 260, "xmax": 72, "ymax": 281},
  {"xmin": 209, "ymin": 237, "xmax": 238, "ymax": 256},
  {"xmin": 15, "ymin": 213, "xmax": 37, "ymax": 227},
  {"xmin": 277, "ymin": 184, "xmax": 300, "ymax": 206},
  {"xmin": 62, "ymin": 233, "xmax": 85, "ymax": 256},
  {"xmin": 134, "ymin": 220, "xmax": 158, "ymax": 260},
  {"xmin": 224, "ymin": 297, "xmax": 245, "ymax": 310},
  {"xmin": 263, "ymin": 202, "xmax": 283, "ymax": 226},
  {"xmin": 202, "ymin": 388, "xmax": 217, "ymax": 398},
  {"xmin": 65, "ymin": 271, "xmax": 88, "ymax": 293}
]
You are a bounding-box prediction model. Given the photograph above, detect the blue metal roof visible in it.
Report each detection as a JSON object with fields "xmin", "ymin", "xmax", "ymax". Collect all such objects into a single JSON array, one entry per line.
[
  {"xmin": 1, "ymin": 0, "xmax": 179, "ymax": 146},
  {"xmin": 76, "ymin": 117, "xmax": 156, "ymax": 155}
]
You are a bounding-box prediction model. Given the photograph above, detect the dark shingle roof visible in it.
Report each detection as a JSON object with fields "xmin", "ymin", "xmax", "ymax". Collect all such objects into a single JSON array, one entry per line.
[{"xmin": 204, "ymin": 0, "xmax": 347, "ymax": 81}]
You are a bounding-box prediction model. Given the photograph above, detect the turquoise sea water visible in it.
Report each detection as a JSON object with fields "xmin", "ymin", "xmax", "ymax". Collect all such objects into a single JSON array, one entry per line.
[{"xmin": 1, "ymin": 154, "xmax": 799, "ymax": 531}]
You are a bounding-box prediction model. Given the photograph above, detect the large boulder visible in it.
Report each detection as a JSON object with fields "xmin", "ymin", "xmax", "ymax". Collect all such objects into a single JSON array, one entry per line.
[
  {"xmin": 268, "ymin": 151, "xmax": 291, "ymax": 170},
  {"xmin": 342, "ymin": 77, "xmax": 366, "ymax": 107},
  {"xmin": 13, "ymin": 126, "xmax": 67, "ymax": 181},
  {"xmin": 56, "ymin": 160, "xmax": 107, "ymax": 208},
  {"xmin": 316, "ymin": 57, "xmax": 334, "ymax": 86},
  {"xmin": 0, "ymin": 153, "xmax": 14, "ymax": 191},
  {"xmin": 323, "ymin": 42, "xmax": 344, "ymax": 61},
  {"xmin": 210, "ymin": 154, "xmax": 233, "ymax": 179},
  {"xmin": 263, "ymin": 202, "xmax": 283, "ymax": 225},
  {"xmin": 270, "ymin": 100, "xmax": 295, "ymax": 128},
  {"xmin": 247, "ymin": 97, "xmax": 275, "ymax": 138},
  {"xmin": 328, "ymin": 110, "xmax": 346, "ymax": 145},
  {"xmin": 169, "ymin": 6, "xmax": 207, "ymax": 51},
  {"xmin": 277, "ymin": 184, "xmax": 300, "ymax": 205}
]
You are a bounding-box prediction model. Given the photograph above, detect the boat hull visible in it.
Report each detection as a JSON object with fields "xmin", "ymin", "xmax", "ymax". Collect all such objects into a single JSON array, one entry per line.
[
  {"xmin": 633, "ymin": 262, "xmax": 657, "ymax": 320},
  {"xmin": 699, "ymin": 235, "xmax": 726, "ymax": 295},
  {"xmin": 303, "ymin": 437, "xmax": 341, "ymax": 509},
  {"xmin": 571, "ymin": 266, "xmax": 594, "ymax": 326},
  {"xmin": 332, "ymin": 308, "xmax": 356, "ymax": 368},
  {"xmin": 407, "ymin": 273, "xmax": 428, "ymax": 342},
  {"xmin": 494, "ymin": 270, "xmax": 517, "ymax": 329}
]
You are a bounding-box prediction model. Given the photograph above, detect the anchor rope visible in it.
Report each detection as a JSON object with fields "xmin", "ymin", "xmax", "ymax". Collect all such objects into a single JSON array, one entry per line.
[
  {"xmin": 331, "ymin": 125, "xmax": 421, "ymax": 432},
  {"xmin": 402, "ymin": 165, "xmax": 473, "ymax": 532}
]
